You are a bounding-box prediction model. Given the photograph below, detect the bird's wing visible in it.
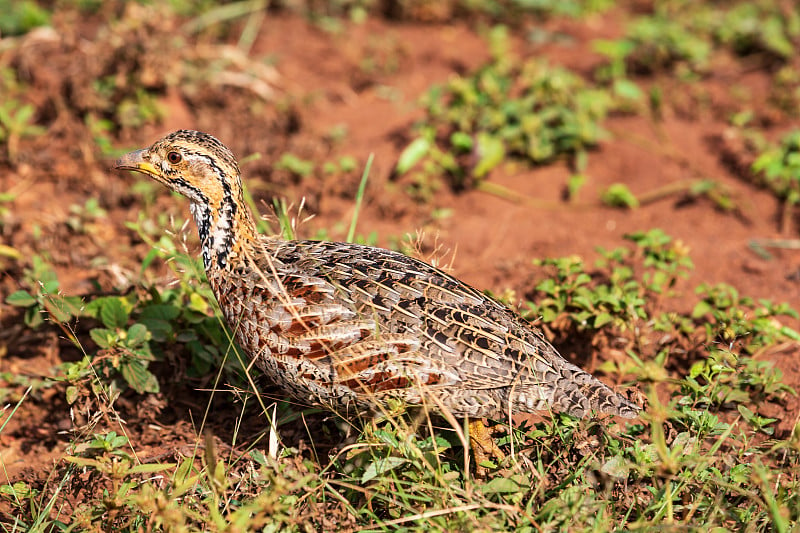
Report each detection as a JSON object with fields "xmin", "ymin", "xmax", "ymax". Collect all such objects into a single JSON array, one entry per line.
[{"xmin": 261, "ymin": 239, "xmax": 564, "ymax": 391}]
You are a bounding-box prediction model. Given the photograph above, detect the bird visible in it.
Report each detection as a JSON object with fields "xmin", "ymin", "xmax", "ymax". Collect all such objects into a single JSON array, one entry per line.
[{"xmin": 115, "ymin": 130, "xmax": 639, "ymax": 473}]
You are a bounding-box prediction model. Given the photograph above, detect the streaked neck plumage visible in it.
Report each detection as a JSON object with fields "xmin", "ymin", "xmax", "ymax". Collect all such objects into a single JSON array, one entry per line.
[{"xmin": 189, "ymin": 191, "xmax": 258, "ymax": 270}]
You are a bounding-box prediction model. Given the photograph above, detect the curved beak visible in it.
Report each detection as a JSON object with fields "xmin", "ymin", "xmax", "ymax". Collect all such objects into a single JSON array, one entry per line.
[{"xmin": 114, "ymin": 149, "xmax": 158, "ymax": 176}]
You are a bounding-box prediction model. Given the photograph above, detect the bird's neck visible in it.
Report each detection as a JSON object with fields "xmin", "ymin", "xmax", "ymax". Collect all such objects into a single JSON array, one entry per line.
[{"xmin": 190, "ymin": 196, "xmax": 259, "ymax": 270}]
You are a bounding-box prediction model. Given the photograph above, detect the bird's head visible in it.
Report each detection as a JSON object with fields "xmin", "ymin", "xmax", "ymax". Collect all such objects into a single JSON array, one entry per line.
[{"xmin": 115, "ymin": 130, "xmax": 241, "ymax": 206}]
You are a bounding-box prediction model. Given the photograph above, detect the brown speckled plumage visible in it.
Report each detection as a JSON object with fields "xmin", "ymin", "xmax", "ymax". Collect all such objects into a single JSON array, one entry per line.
[{"xmin": 116, "ymin": 130, "xmax": 639, "ymax": 467}]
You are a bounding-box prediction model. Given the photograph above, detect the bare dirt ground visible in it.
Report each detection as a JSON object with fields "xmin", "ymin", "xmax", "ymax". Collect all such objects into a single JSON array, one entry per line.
[{"xmin": 0, "ymin": 5, "xmax": 798, "ymax": 502}]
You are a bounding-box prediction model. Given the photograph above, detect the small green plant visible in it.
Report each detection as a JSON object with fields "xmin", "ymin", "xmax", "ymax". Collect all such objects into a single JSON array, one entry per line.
[
  {"xmin": 116, "ymin": 89, "xmax": 166, "ymax": 129},
  {"xmin": 526, "ymin": 229, "xmax": 692, "ymax": 331},
  {"xmin": 84, "ymin": 430, "xmax": 130, "ymax": 454},
  {"xmin": 771, "ymin": 65, "xmax": 800, "ymax": 116},
  {"xmin": 528, "ymin": 229, "xmax": 798, "ymax": 421},
  {"xmin": 592, "ymin": 38, "xmax": 645, "ymax": 104},
  {"xmin": 682, "ymin": 345, "xmax": 792, "ymax": 413},
  {"xmin": 752, "ymin": 130, "xmax": 800, "ymax": 208},
  {"xmin": 83, "ymin": 296, "xmax": 159, "ymax": 395},
  {"xmin": 625, "ymin": 229, "xmax": 694, "ymax": 293},
  {"xmin": 0, "ymin": 0, "xmax": 50, "ymax": 36},
  {"xmin": 0, "ymin": 99, "xmax": 46, "ymax": 163},
  {"xmin": 126, "ymin": 218, "xmax": 251, "ymax": 379},
  {"xmin": 692, "ymin": 282, "xmax": 799, "ymax": 354},
  {"xmin": 623, "ymin": 15, "xmax": 712, "ymax": 74},
  {"xmin": 275, "ymin": 153, "xmax": 315, "ymax": 178},
  {"xmin": 713, "ymin": 2, "xmax": 799, "ymax": 61},
  {"xmin": 91, "ymin": 72, "xmax": 167, "ymax": 132},
  {"xmin": 338, "ymin": 425, "xmax": 457, "ymax": 486},
  {"xmin": 601, "ymin": 183, "xmax": 639, "ymax": 208},
  {"xmin": 594, "ymin": 1, "xmax": 799, "ymax": 83},
  {"xmin": 60, "ymin": 431, "xmax": 175, "ymax": 528},
  {"xmin": 85, "ymin": 114, "xmax": 120, "ymax": 157},
  {"xmin": 67, "ymin": 197, "xmax": 108, "ymax": 234},
  {"xmin": 322, "ymin": 155, "xmax": 358, "ymax": 175},
  {"xmin": 398, "ymin": 26, "xmax": 612, "ymax": 194},
  {"xmin": 5, "ymin": 256, "xmax": 83, "ymax": 329}
]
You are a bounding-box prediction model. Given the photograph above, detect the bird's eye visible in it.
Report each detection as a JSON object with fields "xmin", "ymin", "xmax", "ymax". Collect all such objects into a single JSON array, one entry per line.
[{"xmin": 167, "ymin": 151, "xmax": 182, "ymax": 164}]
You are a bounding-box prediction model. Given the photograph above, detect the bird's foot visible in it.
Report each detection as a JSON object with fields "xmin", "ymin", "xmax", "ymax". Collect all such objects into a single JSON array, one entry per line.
[{"xmin": 468, "ymin": 418, "xmax": 506, "ymax": 478}]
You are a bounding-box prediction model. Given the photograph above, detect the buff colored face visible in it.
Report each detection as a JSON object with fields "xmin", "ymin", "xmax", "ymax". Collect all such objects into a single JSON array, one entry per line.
[{"xmin": 114, "ymin": 130, "xmax": 240, "ymax": 208}]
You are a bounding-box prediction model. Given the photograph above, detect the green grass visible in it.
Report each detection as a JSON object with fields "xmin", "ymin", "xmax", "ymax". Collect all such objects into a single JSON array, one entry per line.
[{"xmin": 3, "ymin": 224, "xmax": 799, "ymax": 531}]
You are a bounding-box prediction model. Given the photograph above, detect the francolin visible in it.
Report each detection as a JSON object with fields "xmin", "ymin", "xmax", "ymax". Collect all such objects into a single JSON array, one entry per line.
[{"xmin": 115, "ymin": 130, "xmax": 639, "ymax": 473}]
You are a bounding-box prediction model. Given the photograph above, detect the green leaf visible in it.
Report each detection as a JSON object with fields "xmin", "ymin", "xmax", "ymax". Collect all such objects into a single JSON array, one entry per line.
[
  {"xmin": 480, "ymin": 475, "xmax": 526, "ymax": 494},
  {"xmin": 275, "ymin": 153, "xmax": 314, "ymax": 177},
  {"xmin": 140, "ymin": 318, "xmax": 172, "ymax": 342},
  {"xmin": 188, "ymin": 292, "xmax": 210, "ymax": 314},
  {"xmin": 780, "ymin": 326, "xmax": 800, "ymax": 342},
  {"xmin": 593, "ymin": 312, "xmax": 614, "ymax": 329},
  {"xmin": 688, "ymin": 365, "xmax": 706, "ymax": 388},
  {"xmin": 90, "ymin": 327, "xmax": 115, "ymax": 349},
  {"xmin": 41, "ymin": 279, "xmax": 60, "ymax": 293},
  {"xmin": 473, "ymin": 133, "xmax": 505, "ymax": 178},
  {"xmin": 692, "ymin": 301, "xmax": 713, "ymax": 318},
  {"xmin": 120, "ymin": 359, "xmax": 160, "ymax": 394},
  {"xmin": 65, "ymin": 386, "xmax": 79, "ymax": 405},
  {"xmin": 175, "ymin": 457, "xmax": 195, "ymax": 485},
  {"xmin": 186, "ymin": 341, "xmax": 215, "ymax": 376},
  {"xmin": 567, "ymin": 174, "xmax": 587, "ymax": 201},
  {"xmin": 63, "ymin": 456, "xmax": 104, "ymax": 469},
  {"xmin": 126, "ymin": 323, "xmax": 150, "ymax": 346},
  {"xmin": 601, "ymin": 455, "xmax": 631, "ymax": 478},
  {"xmin": 100, "ymin": 297, "xmax": 129, "ymax": 329},
  {"xmin": 541, "ymin": 308, "xmax": 558, "ymax": 323},
  {"xmin": 361, "ymin": 456, "xmax": 409, "ymax": 483},
  {"xmin": 43, "ymin": 296, "xmax": 81, "ymax": 323},
  {"xmin": 108, "ymin": 433, "xmax": 128, "ymax": 449},
  {"xmin": 140, "ymin": 304, "xmax": 181, "ymax": 321},
  {"xmin": 737, "ymin": 404, "xmax": 754, "ymax": 421},
  {"xmin": 132, "ymin": 346, "xmax": 156, "ymax": 362},
  {"xmin": 396, "ymin": 137, "xmax": 431, "ymax": 175},
  {"xmin": 24, "ymin": 306, "xmax": 43, "ymax": 328},
  {"xmin": 128, "ymin": 463, "xmax": 177, "ymax": 475},
  {"xmin": 15, "ymin": 104, "xmax": 35, "ymax": 123},
  {"xmin": 450, "ymin": 131, "xmax": 473, "ymax": 152},
  {"xmin": 249, "ymin": 449, "xmax": 268, "ymax": 466},
  {"xmin": 0, "ymin": 481, "xmax": 34, "ymax": 499},
  {"xmin": 373, "ymin": 429, "xmax": 399, "ymax": 448},
  {"xmin": 601, "ymin": 183, "xmax": 639, "ymax": 209},
  {"xmin": 613, "ymin": 79, "xmax": 643, "ymax": 101},
  {"xmin": 6, "ymin": 290, "xmax": 36, "ymax": 307},
  {"xmin": 141, "ymin": 247, "xmax": 160, "ymax": 271}
]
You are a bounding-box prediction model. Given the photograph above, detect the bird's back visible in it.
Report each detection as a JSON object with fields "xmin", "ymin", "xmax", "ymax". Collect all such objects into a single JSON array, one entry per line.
[{"xmin": 208, "ymin": 237, "xmax": 639, "ymax": 420}]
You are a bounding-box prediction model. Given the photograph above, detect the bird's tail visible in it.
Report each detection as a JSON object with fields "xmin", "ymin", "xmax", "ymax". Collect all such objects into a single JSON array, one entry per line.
[
  {"xmin": 554, "ymin": 361, "xmax": 640, "ymax": 419},
  {"xmin": 514, "ymin": 359, "xmax": 640, "ymax": 419}
]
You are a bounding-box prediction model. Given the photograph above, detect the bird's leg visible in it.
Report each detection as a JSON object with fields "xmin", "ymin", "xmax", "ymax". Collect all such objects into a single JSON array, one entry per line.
[{"xmin": 468, "ymin": 418, "xmax": 506, "ymax": 477}]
